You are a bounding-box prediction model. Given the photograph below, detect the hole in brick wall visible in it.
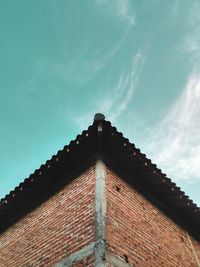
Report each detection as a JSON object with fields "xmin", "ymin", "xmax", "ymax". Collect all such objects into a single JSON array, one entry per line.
[
  {"xmin": 123, "ymin": 254, "xmax": 128, "ymax": 263},
  {"xmin": 115, "ymin": 185, "xmax": 120, "ymax": 192}
]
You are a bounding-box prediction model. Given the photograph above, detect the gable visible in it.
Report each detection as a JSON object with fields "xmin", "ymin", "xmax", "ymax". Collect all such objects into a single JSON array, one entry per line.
[{"xmin": 0, "ymin": 115, "xmax": 199, "ymax": 241}]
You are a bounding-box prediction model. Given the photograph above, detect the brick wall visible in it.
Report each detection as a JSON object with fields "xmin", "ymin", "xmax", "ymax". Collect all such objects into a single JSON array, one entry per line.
[
  {"xmin": 1, "ymin": 162, "xmax": 200, "ymax": 267},
  {"xmin": 0, "ymin": 167, "xmax": 96, "ymax": 267},
  {"xmin": 106, "ymin": 167, "xmax": 200, "ymax": 266}
]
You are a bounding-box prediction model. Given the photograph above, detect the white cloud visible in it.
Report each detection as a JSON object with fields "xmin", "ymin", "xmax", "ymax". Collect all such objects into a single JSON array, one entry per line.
[
  {"xmin": 180, "ymin": 1, "xmax": 200, "ymax": 62},
  {"xmin": 117, "ymin": 0, "xmax": 135, "ymax": 25},
  {"xmin": 55, "ymin": 26, "xmax": 131, "ymax": 85},
  {"xmin": 21, "ymin": 78, "xmax": 37, "ymax": 93},
  {"xmin": 148, "ymin": 1, "xmax": 200, "ymax": 182},
  {"xmin": 74, "ymin": 113, "xmax": 94, "ymax": 131},
  {"xmin": 183, "ymin": 37, "xmax": 200, "ymax": 54},
  {"xmin": 171, "ymin": 0, "xmax": 180, "ymax": 16},
  {"xmin": 108, "ymin": 51, "xmax": 145, "ymax": 121},
  {"xmin": 145, "ymin": 72, "xmax": 200, "ymax": 182},
  {"xmin": 45, "ymin": 0, "xmax": 135, "ymax": 86},
  {"xmin": 96, "ymin": 0, "xmax": 135, "ymax": 26},
  {"xmin": 55, "ymin": 58, "xmax": 105, "ymax": 85},
  {"xmin": 74, "ymin": 50, "xmax": 145, "ymax": 130}
]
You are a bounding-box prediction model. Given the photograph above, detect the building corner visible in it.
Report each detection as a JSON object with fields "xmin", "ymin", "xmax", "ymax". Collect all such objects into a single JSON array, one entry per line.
[{"xmin": 94, "ymin": 159, "xmax": 107, "ymax": 266}]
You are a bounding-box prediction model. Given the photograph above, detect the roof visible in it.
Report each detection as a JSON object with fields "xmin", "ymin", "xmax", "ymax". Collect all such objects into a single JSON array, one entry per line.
[{"xmin": 0, "ymin": 115, "xmax": 200, "ymax": 240}]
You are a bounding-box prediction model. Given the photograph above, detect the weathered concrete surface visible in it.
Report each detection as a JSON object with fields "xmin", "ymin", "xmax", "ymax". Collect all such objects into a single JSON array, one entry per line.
[
  {"xmin": 53, "ymin": 242, "xmax": 94, "ymax": 266},
  {"xmin": 94, "ymin": 159, "xmax": 107, "ymax": 266},
  {"xmin": 105, "ymin": 252, "xmax": 135, "ymax": 267}
]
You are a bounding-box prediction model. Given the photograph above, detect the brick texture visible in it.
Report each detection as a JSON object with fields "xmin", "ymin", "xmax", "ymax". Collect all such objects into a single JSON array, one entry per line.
[
  {"xmin": 1, "ymin": 163, "xmax": 200, "ymax": 267},
  {"xmin": 0, "ymin": 167, "xmax": 95, "ymax": 267},
  {"xmin": 106, "ymin": 167, "xmax": 200, "ymax": 266}
]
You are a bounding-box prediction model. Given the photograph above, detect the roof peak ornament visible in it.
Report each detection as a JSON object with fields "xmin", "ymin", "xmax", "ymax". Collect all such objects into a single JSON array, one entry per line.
[{"xmin": 94, "ymin": 113, "xmax": 105, "ymax": 121}]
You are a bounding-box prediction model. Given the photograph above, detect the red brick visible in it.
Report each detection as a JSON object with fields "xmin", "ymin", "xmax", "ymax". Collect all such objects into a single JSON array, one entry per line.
[
  {"xmin": 106, "ymin": 168, "xmax": 200, "ymax": 266},
  {"xmin": 0, "ymin": 163, "xmax": 200, "ymax": 267},
  {"xmin": 0, "ymin": 167, "xmax": 95, "ymax": 267}
]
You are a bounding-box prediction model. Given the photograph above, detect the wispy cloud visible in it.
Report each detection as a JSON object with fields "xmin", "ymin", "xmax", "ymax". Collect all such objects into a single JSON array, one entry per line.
[
  {"xmin": 74, "ymin": 50, "xmax": 145, "ymax": 129},
  {"xmin": 95, "ymin": 0, "xmax": 135, "ymax": 26},
  {"xmin": 117, "ymin": 0, "xmax": 135, "ymax": 25},
  {"xmin": 171, "ymin": 0, "xmax": 181, "ymax": 16},
  {"xmin": 180, "ymin": 1, "xmax": 200, "ymax": 63},
  {"xmin": 55, "ymin": 26, "xmax": 131, "ymax": 85},
  {"xmin": 146, "ymin": 0, "xmax": 200, "ymax": 182},
  {"xmin": 107, "ymin": 51, "xmax": 145, "ymax": 122},
  {"xmin": 21, "ymin": 78, "xmax": 37, "ymax": 93},
  {"xmin": 145, "ymin": 72, "xmax": 200, "ymax": 182},
  {"xmin": 45, "ymin": 0, "xmax": 136, "ymax": 86}
]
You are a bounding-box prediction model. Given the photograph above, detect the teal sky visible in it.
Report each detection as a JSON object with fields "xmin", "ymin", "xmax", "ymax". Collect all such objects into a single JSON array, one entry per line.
[{"xmin": 1, "ymin": 0, "xmax": 200, "ymax": 206}]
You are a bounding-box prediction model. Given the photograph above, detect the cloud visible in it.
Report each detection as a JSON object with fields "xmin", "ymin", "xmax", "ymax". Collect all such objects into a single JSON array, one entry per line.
[
  {"xmin": 145, "ymin": 72, "xmax": 200, "ymax": 182},
  {"xmin": 45, "ymin": 0, "xmax": 135, "ymax": 86},
  {"xmin": 117, "ymin": 0, "xmax": 135, "ymax": 25},
  {"xmin": 183, "ymin": 37, "xmax": 200, "ymax": 54},
  {"xmin": 108, "ymin": 51, "xmax": 145, "ymax": 121},
  {"xmin": 95, "ymin": 0, "xmax": 135, "ymax": 26},
  {"xmin": 55, "ymin": 25, "xmax": 131, "ymax": 85},
  {"xmin": 73, "ymin": 50, "xmax": 145, "ymax": 130},
  {"xmin": 75, "ymin": 50, "xmax": 145, "ymax": 128},
  {"xmin": 179, "ymin": 1, "xmax": 200, "ymax": 63},
  {"xmin": 171, "ymin": 0, "xmax": 181, "ymax": 16},
  {"xmin": 147, "ymin": 1, "xmax": 200, "ymax": 182},
  {"xmin": 55, "ymin": 57, "xmax": 105, "ymax": 85},
  {"xmin": 21, "ymin": 78, "xmax": 37, "ymax": 93}
]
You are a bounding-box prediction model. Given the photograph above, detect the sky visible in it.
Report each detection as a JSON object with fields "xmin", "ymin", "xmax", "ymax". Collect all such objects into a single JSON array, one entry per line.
[{"xmin": 1, "ymin": 0, "xmax": 200, "ymax": 206}]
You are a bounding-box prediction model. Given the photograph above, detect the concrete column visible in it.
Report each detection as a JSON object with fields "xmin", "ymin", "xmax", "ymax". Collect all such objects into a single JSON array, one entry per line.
[{"xmin": 94, "ymin": 159, "xmax": 107, "ymax": 267}]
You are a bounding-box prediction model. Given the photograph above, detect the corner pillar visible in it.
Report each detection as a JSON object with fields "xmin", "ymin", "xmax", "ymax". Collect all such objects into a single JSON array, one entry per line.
[{"xmin": 94, "ymin": 159, "xmax": 107, "ymax": 266}]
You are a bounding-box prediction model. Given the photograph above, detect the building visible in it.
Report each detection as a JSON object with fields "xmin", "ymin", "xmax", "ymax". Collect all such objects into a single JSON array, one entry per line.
[{"xmin": 0, "ymin": 114, "xmax": 200, "ymax": 266}]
